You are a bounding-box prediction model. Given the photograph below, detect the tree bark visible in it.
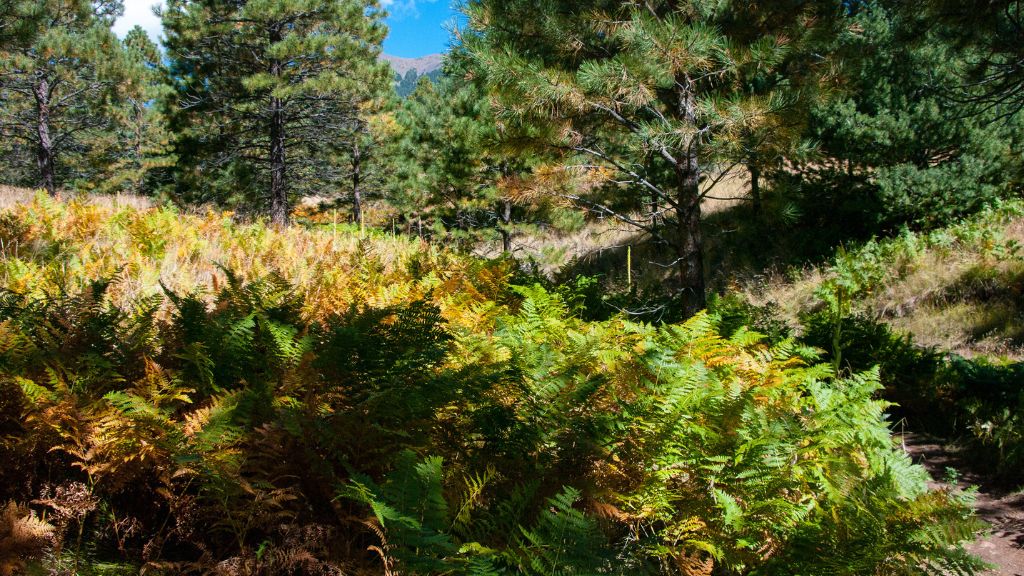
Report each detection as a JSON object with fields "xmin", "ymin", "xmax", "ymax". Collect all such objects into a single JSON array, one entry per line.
[
  {"xmin": 268, "ymin": 26, "xmax": 288, "ymax": 227},
  {"xmin": 675, "ymin": 78, "xmax": 707, "ymax": 317},
  {"xmin": 749, "ymin": 162, "xmax": 762, "ymax": 217},
  {"xmin": 498, "ymin": 198, "xmax": 512, "ymax": 253},
  {"xmin": 675, "ymin": 156, "xmax": 706, "ymax": 318},
  {"xmin": 351, "ymin": 140, "xmax": 362, "ymax": 225},
  {"xmin": 133, "ymin": 101, "xmax": 145, "ymax": 194},
  {"xmin": 33, "ymin": 74, "xmax": 56, "ymax": 196}
]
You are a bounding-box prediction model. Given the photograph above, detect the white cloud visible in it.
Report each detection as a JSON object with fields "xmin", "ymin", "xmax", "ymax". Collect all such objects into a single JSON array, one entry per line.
[
  {"xmin": 381, "ymin": 0, "xmax": 440, "ymax": 19},
  {"xmin": 112, "ymin": 0, "xmax": 165, "ymax": 42},
  {"xmin": 111, "ymin": 0, "xmax": 439, "ymax": 41}
]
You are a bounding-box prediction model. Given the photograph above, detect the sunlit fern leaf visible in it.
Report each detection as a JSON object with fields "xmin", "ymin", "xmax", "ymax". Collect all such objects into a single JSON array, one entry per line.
[{"xmin": 510, "ymin": 486, "xmax": 617, "ymax": 576}]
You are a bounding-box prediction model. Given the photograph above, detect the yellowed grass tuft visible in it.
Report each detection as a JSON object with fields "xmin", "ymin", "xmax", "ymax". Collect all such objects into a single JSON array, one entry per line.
[
  {"xmin": 0, "ymin": 191, "xmax": 512, "ymax": 330},
  {"xmin": 743, "ymin": 204, "xmax": 1024, "ymax": 359},
  {"xmin": 0, "ymin": 185, "xmax": 154, "ymax": 211}
]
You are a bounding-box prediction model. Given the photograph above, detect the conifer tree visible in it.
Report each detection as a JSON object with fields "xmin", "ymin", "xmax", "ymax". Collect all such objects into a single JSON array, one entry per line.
[
  {"xmin": 334, "ymin": 113, "xmax": 389, "ymax": 225},
  {"xmin": 0, "ymin": 0, "xmax": 127, "ymax": 195},
  {"xmin": 806, "ymin": 0, "xmax": 1024, "ymax": 229},
  {"xmin": 162, "ymin": 0, "xmax": 390, "ymax": 225},
  {"xmin": 103, "ymin": 26, "xmax": 174, "ymax": 195},
  {"xmin": 387, "ymin": 56, "xmax": 570, "ymax": 251},
  {"xmin": 463, "ymin": 1, "xmax": 839, "ymax": 314},
  {"xmin": 925, "ymin": 0, "xmax": 1024, "ymax": 116}
]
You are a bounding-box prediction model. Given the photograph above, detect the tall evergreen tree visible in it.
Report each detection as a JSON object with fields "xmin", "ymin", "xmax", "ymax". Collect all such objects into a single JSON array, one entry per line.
[
  {"xmin": 101, "ymin": 26, "xmax": 174, "ymax": 196},
  {"xmin": 162, "ymin": 0, "xmax": 390, "ymax": 226},
  {"xmin": 805, "ymin": 0, "xmax": 1024, "ymax": 230},
  {"xmin": 387, "ymin": 56, "xmax": 571, "ymax": 251},
  {"xmin": 463, "ymin": 0, "xmax": 840, "ymax": 315},
  {"xmin": 0, "ymin": 0, "xmax": 127, "ymax": 195}
]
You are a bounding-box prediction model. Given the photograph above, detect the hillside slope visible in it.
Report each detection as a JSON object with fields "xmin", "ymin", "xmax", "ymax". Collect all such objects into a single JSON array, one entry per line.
[
  {"xmin": 742, "ymin": 201, "xmax": 1024, "ymax": 359},
  {"xmin": 380, "ymin": 53, "xmax": 443, "ymax": 77},
  {"xmin": 0, "ymin": 188, "xmax": 986, "ymax": 575}
]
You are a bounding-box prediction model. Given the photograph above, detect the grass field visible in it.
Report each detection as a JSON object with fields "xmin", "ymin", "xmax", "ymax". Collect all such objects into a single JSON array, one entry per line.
[{"xmin": 742, "ymin": 201, "xmax": 1024, "ymax": 359}]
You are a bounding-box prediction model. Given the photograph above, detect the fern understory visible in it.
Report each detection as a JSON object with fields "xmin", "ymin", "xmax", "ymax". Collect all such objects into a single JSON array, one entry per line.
[
  {"xmin": 0, "ymin": 195, "xmax": 987, "ymax": 575},
  {"xmin": 725, "ymin": 200, "xmax": 1024, "ymax": 482}
]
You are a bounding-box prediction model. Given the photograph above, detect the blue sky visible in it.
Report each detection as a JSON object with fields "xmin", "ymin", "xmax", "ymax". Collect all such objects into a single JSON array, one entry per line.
[
  {"xmin": 112, "ymin": 0, "xmax": 461, "ymax": 58},
  {"xmin": 382, "ymin": 0, "xmax": 462, "ymax": 57}
]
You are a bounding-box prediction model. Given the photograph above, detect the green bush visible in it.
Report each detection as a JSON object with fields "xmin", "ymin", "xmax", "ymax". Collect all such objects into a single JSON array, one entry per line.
[
  {"xmin": 800, "ymin": 309, "xmax": 1024, "ymax": 483},
  {"xmin": 939, "ymin": 357, "xmax": 1024, "ymax": 480},
  {"xmin": 0, "ymin": 277, "xmax": 986, "ymax": 574},
  {"xmin": 800, "ymin": 311, "xmax": 945, "ymax": 425}
]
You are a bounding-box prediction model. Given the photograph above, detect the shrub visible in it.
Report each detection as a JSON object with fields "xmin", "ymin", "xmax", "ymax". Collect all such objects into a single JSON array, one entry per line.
[
  {"xmin": 0, "ymin": 276, "xmax": 987, "ymax": 574},
  {"xmin": 0, "ymin": 199, "xmax": 988, "ymax": 574}
]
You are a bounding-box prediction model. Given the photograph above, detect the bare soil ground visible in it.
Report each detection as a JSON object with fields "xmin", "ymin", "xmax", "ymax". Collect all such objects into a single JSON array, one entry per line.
[{"xmin": 902, "ymin": 433, "xmax": 1024, "ymax": 576}]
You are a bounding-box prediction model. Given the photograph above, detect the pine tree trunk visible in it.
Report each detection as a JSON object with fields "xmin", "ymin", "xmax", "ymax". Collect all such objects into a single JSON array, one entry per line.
[
  {"xmin": 675, "ymin": 155, "xmax": 706, "ymax": 318},
  {"xmin": 134, "ymin": 102, "xmax": 145, "ymax": 194},
  {"xmin": 268, "ymin": 27, "xmax": 288, "ymax": 227},
  {"xmin": 351, "ymin": 141, "xmax": 362, "ymax": 225},
  {"xmin": 749, "ymin": 162, "xmax": 762, "ymax": 217},
  {"xmin": 33, "ymin": 75, "xmax": 56, "ymax": 196},
  {"xmin": 499, "ymin": 198, "xmax": 512, "ymax": 252},
  {"xmin": 675, "ymin": 78, "xmax": 706, "ymax": 317}
]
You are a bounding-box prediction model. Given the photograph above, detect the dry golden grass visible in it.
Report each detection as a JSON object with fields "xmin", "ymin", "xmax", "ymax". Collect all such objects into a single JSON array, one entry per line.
[
  {"xmin": 0, "ymin": 188, "xmax": 510, "ymax": 330},
  {"xmin": 476, "ymin": 216, "xmax": 640, "ymax": 276},
  {"xmin": 701, "ymin": 169, "xmax": 751, "ymax": 215},
  {"xmin": 745, "ymin": 205, "xmax": 1024, "ymax": 359},
  {"xmin": 478, "ymin": 168, "xmax": 753, "ymax": 276},
  {"xmin": 0, "ymin": 185, "xmax": 154, "ymax": 211}
]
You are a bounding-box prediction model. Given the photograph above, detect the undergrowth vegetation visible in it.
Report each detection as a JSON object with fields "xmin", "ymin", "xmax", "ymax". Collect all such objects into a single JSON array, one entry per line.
[
  {"xmin": 0, "ymin": 192, "xmax": 512, "ymax": 325},
  {"xmin": 0, "ymin": 197, "xmax": 987, "ymax": 574},
  {"xmin": 732, "ymin": 200, "xmax": 1024, "ymax": 483}
]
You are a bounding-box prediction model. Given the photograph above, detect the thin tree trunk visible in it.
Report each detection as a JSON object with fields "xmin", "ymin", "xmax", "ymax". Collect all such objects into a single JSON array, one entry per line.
[
  {"xmin": 676, "ymin": 156, "xmax": 706, "ymax": 317},
  {"xmin": 351, "ymin": 141, "xmax": 362, "ymax": 225},
  {"xmin": 134, "ymin": 101, "xmax": 145, "ymax": 194},
  {"xmin": 675, "ymin": 78, "xmax": 706, "ymax": 317},
  {"xmin": 498, "ymin": 198, "xmax": 512, "ymax": 252},
  {"xmin": 268, "ymin": 26, "xmax": 288, "ymax": 227},
  {"xmin": 749, "ymin": 162, "xmax": 762, "ymax": 217},
  {"xmin": 33, "ymin": 75, "xmax": 56, "ymax": 196}
]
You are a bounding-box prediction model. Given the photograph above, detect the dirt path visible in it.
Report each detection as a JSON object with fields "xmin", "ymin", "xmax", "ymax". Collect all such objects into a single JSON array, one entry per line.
[{"xmin": 901, "ymin": 433, "xmax": 1024, "ymax": 576}]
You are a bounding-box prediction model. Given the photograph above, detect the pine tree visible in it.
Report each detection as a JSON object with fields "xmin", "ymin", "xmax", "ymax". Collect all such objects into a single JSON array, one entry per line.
[
  {"xmin": 162, "ymin": 0, "xmax": 390, "ymax": 226},
  {"xmin": 806, "ymin": 0, "xmax": 1024, "ymax": 229},
  {"xmin": 395, "ymin": 68, "xmax": 420, "ymax": 98},
  {"xmin": 336, "ymin": 113, "xmax": 388, "ymax": 226},
  {"xmin": 924, "ymin": 0, "xmax": 1024, "ymax": 117},
  {"xmin": 0, "ymin": 0, "xmax": 128, "ymax": 195},
  {"xmin": 102, "ymin": 26, "xmax": 174, "ymax": 196},
  {"xmin": 387, "ymin": 54, "xmax": 570, "ymax": 251},
  {"xmin": 463, "ymin": 1, "xmax": 839, "ymax": 315}
]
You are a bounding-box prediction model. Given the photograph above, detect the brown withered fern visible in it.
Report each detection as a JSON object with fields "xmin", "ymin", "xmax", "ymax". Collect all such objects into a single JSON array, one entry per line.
[{"xmin": 0, "ymin": 501, "xmax": 54, "ymax": 576}]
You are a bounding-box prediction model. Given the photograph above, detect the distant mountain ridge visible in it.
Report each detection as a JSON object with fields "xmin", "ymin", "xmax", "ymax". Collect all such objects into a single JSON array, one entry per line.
[{"xmin": 380, "ymin": 53, "xmax": 443, "ymax": 77}]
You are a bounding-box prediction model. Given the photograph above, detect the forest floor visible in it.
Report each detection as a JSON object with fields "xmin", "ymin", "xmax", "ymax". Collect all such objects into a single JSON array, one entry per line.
[{"xmin": 902, "ymin": 433, "xmax": 1024, "ymax": 575}]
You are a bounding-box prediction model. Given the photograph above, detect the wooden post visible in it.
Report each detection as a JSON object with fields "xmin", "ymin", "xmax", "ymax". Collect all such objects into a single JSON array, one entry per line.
[{"xmin": 627, "ymin": 245, "xmax": 632, "ymax": 290}]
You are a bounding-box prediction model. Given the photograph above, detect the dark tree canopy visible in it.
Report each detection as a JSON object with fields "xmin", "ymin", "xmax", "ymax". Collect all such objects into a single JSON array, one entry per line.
[
  {"xmin": 162, "ymin": 0, "xmax": 390, "ymax": 225},
  {"xmin": 0, "ymin": 0, "xmax": 128, "ymax": 194}
]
